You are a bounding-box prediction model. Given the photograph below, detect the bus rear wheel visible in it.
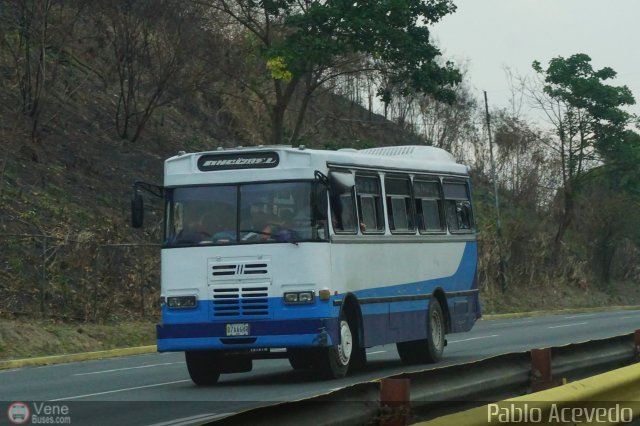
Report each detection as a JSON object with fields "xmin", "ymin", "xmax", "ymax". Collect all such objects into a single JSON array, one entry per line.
[
  {"xmin": 397, "ymin": 299, "xmax": 445, "ymax": 364},
  {"xmin": 313, "ymin": 313, "xmax": 352, "ymax": 379},
  {"xmin": 185, "ymin": 350, "xmax": 221, "ymax": 385}
]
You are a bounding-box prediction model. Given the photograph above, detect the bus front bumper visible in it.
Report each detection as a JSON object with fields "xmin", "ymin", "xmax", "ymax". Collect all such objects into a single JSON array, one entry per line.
[{"xmin": 156, "ymin": 317, "xmax": 339, "ymax": 352}]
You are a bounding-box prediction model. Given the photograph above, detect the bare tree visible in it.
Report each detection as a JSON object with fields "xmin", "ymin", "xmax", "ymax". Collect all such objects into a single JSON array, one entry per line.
[
  {"xmin": 103, "ymin": 0, "xmax": 206, "ymax": 142},
  {"xmin": 0, "ymin": 0, "xmax": 84, "ymax": 140}
]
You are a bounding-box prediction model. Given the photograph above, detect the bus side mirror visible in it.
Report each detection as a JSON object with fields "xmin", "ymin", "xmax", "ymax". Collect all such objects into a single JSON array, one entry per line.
[
  {"xmin": 131, "ymin": 193, "xmax": 144, "ymax": 228},
  {"xmin": 328, "ymin": 171, "xmax": 355, "ymax": 195}
]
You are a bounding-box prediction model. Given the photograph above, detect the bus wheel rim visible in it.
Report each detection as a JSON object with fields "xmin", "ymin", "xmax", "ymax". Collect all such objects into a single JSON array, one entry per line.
[
  {"xmin": 431, "ymin": 308, "xmax": 443, "ymax": 351},
  {"xmin": 337, "ymin": 320, "xmax": 353, "ymax": 365}
]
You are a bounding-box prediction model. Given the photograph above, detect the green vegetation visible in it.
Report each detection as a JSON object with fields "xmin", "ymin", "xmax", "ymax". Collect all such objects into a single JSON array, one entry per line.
[
  {"xmin": 0, "ymin": 320, "xmax": 155, "ymax": 360},
  {"xmin": 211, "ymin": 0, "xmax": 461, "ymax": 144},
  {"xmin": 531, "ymin": 54, "xmax": 637, "ymax": 254}
]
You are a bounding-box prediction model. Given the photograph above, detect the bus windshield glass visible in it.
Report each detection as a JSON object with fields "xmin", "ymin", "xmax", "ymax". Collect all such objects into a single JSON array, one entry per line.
[{"xmin": 164, "ymin": 181, "xmax": 327, "ymax": 247}]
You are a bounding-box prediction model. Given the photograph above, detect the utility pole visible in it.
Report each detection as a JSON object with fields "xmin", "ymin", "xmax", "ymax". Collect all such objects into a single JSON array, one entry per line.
[{"xmin": 484, "ymin": 91, "xmax": 508, "ymax": 291}]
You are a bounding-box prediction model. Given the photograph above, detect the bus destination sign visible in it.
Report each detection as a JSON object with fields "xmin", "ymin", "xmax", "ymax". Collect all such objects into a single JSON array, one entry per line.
[{"xmin": 197, "ymin": 152, "xmax": 280, "ymax": 171}]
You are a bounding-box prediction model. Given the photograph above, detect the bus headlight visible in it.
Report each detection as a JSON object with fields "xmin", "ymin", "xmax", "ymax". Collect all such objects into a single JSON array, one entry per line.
[
  {"xmin": 298, "ymin": 292, "xmax": 314, "ymax": 303},
  {"xmin": 283, "ymin": 291, "xmax": 315, "ymax": 304},
  {"xmin": 167, "ymin": 296, "xmax": 197, "ymax": 309}
]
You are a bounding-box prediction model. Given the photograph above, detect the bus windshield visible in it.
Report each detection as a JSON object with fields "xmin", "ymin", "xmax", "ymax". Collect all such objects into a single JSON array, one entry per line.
[{"xmin": 164, "ymin": 181, "xmax": 328, "ymax": 247}]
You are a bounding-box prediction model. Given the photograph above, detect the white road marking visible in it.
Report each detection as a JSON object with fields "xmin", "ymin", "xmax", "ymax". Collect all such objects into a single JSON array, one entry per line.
[
  {"xmin": 485, "ymin": 319, "xmax": 534, "ymax": 326},
  {"xmin": 548, "ymin": 322, "xmax": 588, "ymax": 329},
  {"xmin": 448, "ymin": 335, "xmax": 499, "ymax": 343},
  {"xmin": 50, "ymin": 379, "xmax": 191, "ymax": 401},
  {"xmin": 564, "ymin": 314, "xmax": 598, "ymax": 319},
  {"xmin": 486, "ymin": 319, "xmax": 534, "ymax": 327},
  {"xmin": 366, "ymin": 350, "xmax": 386, "ymax": 355},
  {"xmin": 617, "ymin": 316, "xmax": 640, "ymax": 321},
  {"xmin": 148, "ymin": 412, "xmax": 234, "ymax": 426},
  {"xmin": 73, "ymin": 362, "xmax": 178, "ymax": 376}
]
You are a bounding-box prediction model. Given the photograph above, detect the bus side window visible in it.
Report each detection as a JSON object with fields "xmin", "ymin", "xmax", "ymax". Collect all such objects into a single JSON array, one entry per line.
[
  {"xmin": 355, "ymin": 175, "xmax": 384, "ymax": 234},
  {"xmin": 443, "ymin": 182, "xmax": 473, "ymax": 232},
  {"xmin": 414, "ymin": 180, "xmax": 445, "ymax": 233},
  {"xmin": 330, "ymin": 191, "xmax": 357, "ymax": 233},
  {"xmin": 385, "ymin": 176, "xmax": 415, "ymax": 233}
]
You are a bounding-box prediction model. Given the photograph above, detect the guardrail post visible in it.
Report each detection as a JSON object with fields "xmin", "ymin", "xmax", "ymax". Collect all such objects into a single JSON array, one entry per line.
[
  {"xmin": 634, "ymin": 330, "xmax": 640, "ymax": 362},
  {"xmin": 530, "ymin": 348, "xmax": 563, "ymax": 392},
  {"xmin": 379, "ymin": 378, "xmax": 410, "ymax": 426}
]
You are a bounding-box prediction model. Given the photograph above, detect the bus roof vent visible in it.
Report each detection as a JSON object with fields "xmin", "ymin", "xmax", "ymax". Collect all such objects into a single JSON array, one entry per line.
[{"xmin": 359, "ymin": 145, "xmax": 455, "ymax": 163}]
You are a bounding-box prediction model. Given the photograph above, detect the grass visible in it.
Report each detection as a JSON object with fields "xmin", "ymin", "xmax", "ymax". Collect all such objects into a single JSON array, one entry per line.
[
  {"xmin": 0, "ymin": 319, "xmax": 155, "ymax": 360},
  {"xmin": 480, "ymin": 279, "xmax": 640, "ymax": 315},
  {"xmin": 482, "ymin": 305, "xmax": 640, "ymax": 320}
]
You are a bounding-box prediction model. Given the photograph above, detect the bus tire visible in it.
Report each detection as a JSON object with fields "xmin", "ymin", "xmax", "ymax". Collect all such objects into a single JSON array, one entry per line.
[
  {"xmin": 424, "ymin": 299, "xmax": 446, "ymax": 363},
  {"xmin": 348, "ymin": 312, "xmax": 367, "ymax": 372},
  {"xmin": 396, "ymin": 299, "xmax": 445, "ymax": 364},
  {"xmin": 350, "ymin": 346, "xmax": 367, "ymax": 372},
  {"xmin": 313, "ymin": 312, "xmax": 352, "ymax": 379},
  {"xmin": 185, "ymin": 350, "xmax": 221, "ymax": 385},
  {"xmin": 287, "ymin": 348, "xmax": 314, "ymax": 370}
]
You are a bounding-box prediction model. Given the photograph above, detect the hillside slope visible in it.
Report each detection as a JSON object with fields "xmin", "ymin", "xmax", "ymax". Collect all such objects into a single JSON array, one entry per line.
[{"xmin": 0, "ymin": 52, "xmax": 421, "ymax": 322}]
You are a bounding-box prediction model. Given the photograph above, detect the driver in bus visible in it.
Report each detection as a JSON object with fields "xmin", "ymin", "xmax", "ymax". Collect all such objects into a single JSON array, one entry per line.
[
  {"xmin": 272, "ymin": 209, "xmax": 299, "ymax": 242},
  {"xmin": 245, "ymin": 208, "xmax": 299, "ymax": 242},
  {"xmin": 241, "ymin": 206, "xmax": 277, "ymax": 241}
]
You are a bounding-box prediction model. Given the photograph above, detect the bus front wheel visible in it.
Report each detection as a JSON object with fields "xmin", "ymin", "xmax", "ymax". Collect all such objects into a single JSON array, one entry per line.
[
  {"xmin": 185, "ymin": 350, "xmax": 221, "ymax": 385},
  {"xmin": 397, "ymin": 299, "xmax": 445, "ymax": 364},
  {"xmin": 313, "ymin": 313, "xmax": 352, "ymax": 379}
]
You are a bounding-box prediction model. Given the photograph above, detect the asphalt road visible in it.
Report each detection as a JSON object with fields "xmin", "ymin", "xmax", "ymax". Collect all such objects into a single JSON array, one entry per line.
[{"xmin": 1, "ymin": 309, "xmax": 639, "ymax": 425}]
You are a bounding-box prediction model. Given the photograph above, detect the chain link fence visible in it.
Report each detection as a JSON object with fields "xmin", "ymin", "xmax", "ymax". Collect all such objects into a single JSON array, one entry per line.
[{"xmin": 0, "ymin": 234, "xmax": 160, "ymax": 322}]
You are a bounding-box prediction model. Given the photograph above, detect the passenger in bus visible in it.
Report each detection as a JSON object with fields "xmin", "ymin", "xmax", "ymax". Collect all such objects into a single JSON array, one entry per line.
[{"xmin": 211, "ymin": 208, "xmax": 236, "ymax": 243}]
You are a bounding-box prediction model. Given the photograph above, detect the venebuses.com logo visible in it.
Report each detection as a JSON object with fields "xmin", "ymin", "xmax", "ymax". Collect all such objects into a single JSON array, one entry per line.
[
  {"xmin": 6, "ymin": 402, "xmax": 72, "ymax": 424},
  {"xmin": 7, "ymin": 402, "xmax": 30, "ymax": 424}
]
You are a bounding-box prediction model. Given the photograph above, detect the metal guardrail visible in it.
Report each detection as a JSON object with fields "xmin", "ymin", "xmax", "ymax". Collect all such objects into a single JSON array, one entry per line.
[{"xmin": 211, "ymin": 331, "xmax": 640, "ymax": 425}]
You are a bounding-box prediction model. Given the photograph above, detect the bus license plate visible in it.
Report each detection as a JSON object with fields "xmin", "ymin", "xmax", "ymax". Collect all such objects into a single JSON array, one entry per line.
[{"xmin": 226, "ymin": 323, "xmax": 249, "ymax": 336}]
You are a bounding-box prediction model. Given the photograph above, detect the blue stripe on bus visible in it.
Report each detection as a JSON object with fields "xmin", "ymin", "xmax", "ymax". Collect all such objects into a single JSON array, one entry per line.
[
  {"xmin": 157, "ymin": 317, "xmax": 340, "ymax": 351},
  {"xmin": 156, "ymin": 303, "xmax": 477, "ymax": 351}
]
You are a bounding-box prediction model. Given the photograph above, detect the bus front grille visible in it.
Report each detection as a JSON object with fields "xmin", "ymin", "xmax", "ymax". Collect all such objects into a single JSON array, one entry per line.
[
  {"xmin": 212, "ymin": 286, "xmax": 270, "ymax": 318},
  {"xmin": 208, "ymin": 258, "xmax": 271, "ymax": 283}
]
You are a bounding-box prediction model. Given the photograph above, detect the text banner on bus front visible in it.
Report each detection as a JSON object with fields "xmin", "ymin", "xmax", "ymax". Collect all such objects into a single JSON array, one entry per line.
[{"xmin": 198, "ymin": 152, "xmax": 280, "ymax": 171}]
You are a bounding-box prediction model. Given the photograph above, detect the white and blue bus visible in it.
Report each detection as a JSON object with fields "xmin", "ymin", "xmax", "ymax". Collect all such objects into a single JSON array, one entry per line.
[{"xmin": 132, "ymin": 145, "xmax": 480, "ymax": 384}]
